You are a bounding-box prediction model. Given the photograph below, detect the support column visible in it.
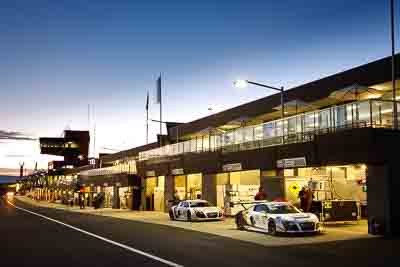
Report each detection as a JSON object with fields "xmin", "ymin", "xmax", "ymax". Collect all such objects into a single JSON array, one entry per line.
[
  {"xmin": 140, "ymin": 177, "xmax": 146, "ymax": 211},
  {"xmin": 202, "ymin": 174, "xmax": 217, "ymax": 206},
  {"xmin": 131, "ymin": 175, "xmax": 141, "ymax": 210},
  {"xmin": 113, "ymin": 185, "xmax": 120, "ymax": 209},
  {"xmin": 164, "ymin": 175, "xmax": 174, "ymax": 212},
  {"xmin": 260, "ymin": 170, "xmax": 285, "ymax": 201},
  {"xmin": 367, "ymin": 163, "xmax": 400, "ymax": 236}
]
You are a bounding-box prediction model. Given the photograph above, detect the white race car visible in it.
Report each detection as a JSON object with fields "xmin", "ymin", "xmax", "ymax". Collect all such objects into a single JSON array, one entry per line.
[
  {"xmin": 235, "ymin": 202, "xmax": 321, "ymax": 235},
  {"xmin": 169, "ymin": 200, "xmax": 224, "ymax": 221}
]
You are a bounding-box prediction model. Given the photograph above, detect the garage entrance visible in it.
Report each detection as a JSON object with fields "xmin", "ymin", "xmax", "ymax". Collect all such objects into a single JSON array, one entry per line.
[
  {"xmin": 174, "ymin": 173, "xmax": 202, "ymax": 200},
  {"xmin": 281, "ymin": 164, "xmax": 367, "ymax": 231}
]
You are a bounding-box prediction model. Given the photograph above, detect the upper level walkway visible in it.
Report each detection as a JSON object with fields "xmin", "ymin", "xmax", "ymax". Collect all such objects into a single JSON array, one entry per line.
[{"xmin": 139, "ymin": 99, "xmax": 400, "ymax": 161}]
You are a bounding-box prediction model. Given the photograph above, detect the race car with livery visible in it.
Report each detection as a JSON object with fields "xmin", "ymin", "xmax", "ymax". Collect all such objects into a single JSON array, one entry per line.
[
  {"xmin": 169, "ymin": 200, "xmax": 224, "ymax": 221},
  {"xmin": 235, "ymin": 201, "xmax": 321, "ymax": 235}
]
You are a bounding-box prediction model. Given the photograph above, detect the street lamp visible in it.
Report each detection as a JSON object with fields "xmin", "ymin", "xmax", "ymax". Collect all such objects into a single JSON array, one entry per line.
[
  {"xmin": 390, "ymin": 0, "xmax": 398, "ymax": 129},
  {"xmin": 234, "ymin": 79, "xmax": 285, "ymax": 119}
]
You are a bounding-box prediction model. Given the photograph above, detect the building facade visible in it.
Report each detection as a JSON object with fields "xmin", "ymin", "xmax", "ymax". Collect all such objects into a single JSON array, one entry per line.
[{"xmin": 33, "ymin": 55, "xmax": 400, "ymax": 236}]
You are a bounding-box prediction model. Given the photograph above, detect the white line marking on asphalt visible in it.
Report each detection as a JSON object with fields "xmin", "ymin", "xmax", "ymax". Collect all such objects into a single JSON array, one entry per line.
[{"xmin": 7, "ymin": 201, "xmax": 184, "ymax": 267}]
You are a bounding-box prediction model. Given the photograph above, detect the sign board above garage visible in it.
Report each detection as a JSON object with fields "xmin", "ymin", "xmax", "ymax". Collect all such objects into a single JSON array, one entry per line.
[
  {"xmin": 222, "ymin": 163, "xmax": 242, "ymax": 172},
  {"xmin": 146, "ymin": 170, "xmax": 155, "ymax": 177},
  {"xmin": 277, "ymin": 157, "xmax": 306, "ymax": 168},
  {"xmin": 171, "ymin": 168, "xmax": 184, "ymax": 175}
]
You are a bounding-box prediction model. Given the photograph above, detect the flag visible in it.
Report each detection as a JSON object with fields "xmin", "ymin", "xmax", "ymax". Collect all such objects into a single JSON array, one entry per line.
[
  {"xmin": 145, "ymin": 91, "xmax": 149, "ymax": 111},
  {"xmin": 156, "ymin": 75, "xmax": 161, "ymax": 104}
]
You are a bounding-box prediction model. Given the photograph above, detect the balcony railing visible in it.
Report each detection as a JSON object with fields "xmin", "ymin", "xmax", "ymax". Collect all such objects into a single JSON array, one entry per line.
[{"xmin": 139, "ymin": 99, "xmax": 400, "ymax": 161}]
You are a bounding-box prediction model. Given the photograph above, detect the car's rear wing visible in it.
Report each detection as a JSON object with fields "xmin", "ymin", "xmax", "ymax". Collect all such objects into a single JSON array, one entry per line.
[{"xmin": 229, "ymin": 200, "xmax": 269, "ymax": 210}]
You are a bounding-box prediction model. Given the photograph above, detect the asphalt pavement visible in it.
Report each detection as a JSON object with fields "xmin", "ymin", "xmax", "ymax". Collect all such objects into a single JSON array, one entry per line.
[{"xmin": 1, "ymin": 196, "xmax": 398, "ymax": 267}]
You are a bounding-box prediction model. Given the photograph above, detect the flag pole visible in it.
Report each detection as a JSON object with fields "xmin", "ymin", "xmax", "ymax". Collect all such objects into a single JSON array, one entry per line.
[
  {"xmin": 391, "ymin": 0, "xmax": 398, "ymax": 129},
  {"xmin": 159, "ymin": 73, "xmax": 162, "ymax": 138},
  {"xmin": 146, "ymin": 91, "xmax": 149, "ymax": 144},
  {"xmin": 146, "ymin": 108, "xmax": 149, "ymax": 144}
]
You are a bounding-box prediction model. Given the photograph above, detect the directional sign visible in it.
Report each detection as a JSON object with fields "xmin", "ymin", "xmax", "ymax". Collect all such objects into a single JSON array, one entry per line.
[
  {"xmin": 146, "ymin": 170, "xmax": 156, "ymax": 177},
  {"xmin": 222, "ymin": 163, "xmax": 242, "ymax": 172},
  {"xmin": 171, "ymin": 168, "xmax": 184, "ymax": 175}
]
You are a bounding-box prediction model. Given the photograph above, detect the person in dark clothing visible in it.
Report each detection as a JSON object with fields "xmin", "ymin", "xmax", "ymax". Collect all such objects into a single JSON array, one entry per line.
[
  {"xmin": 298, "ymin": 186, "xmax": 307, "ymax": 211},
  {"xmin": 93, "ymin": 195, "xmax": 99, "ymax": 209},
  {"xmin": 298, "ymin": 186, "xmax": 314, "ymax": 212},
  {"xmin": 79, "ymin": 192, "xmax": 85, "ymax": 209},
  {"xmin": 254, "ymin": 186, "xmax": 267, "ymax": 201}
]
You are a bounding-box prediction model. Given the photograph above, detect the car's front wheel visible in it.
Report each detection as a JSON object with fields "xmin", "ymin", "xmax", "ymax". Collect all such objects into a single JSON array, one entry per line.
[{"xmin": 268, "ymin": 220, "xmax": 277, "ymax": 236}]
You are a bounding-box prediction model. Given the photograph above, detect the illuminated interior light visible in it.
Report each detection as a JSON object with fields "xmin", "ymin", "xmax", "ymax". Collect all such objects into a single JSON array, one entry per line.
[
  {"xmin": 361, "ymin": 165, "xmax": 367, "ymax": 170},
  {"xmin": 366, "ymin": 94, "xmax": 381, "ymax": 99},
  {"xmin": 381, "ymin": 109, "xmax": 393, "ymax": 114}
]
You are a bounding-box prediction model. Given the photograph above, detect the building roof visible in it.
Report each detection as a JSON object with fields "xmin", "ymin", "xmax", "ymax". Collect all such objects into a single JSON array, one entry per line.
[
  {"xmin": 169, "ymin": 54, "xmax": 400, "ymax": 138},
  {"xmin": 100, "ymin": 142, "xmax": 159, "ymax": 163}
]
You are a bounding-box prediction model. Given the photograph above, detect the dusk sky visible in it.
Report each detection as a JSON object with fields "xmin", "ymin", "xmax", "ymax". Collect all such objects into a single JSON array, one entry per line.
[{"xmin": 0, "ymin": 0, "xmax": 398, "ymax": 171}]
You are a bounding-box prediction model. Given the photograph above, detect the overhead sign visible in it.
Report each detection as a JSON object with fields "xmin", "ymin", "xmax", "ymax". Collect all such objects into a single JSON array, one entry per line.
[
  {"xmin": 116, "ymin": 182, "xmax": 122, "ymax": 187},
  {"xmin": 222, "ymin": 163, "xmax": 242, "ymax": 172},
  {"xmin": 171, "ymin": 168, "xmax": 184, "ymax": 175},
  {"xmin": 277, "ymin": 157, "xmax": 306, "ymax": 168},
  {"xmin": 146, "ymin": 170, "xmax": 155, "ymax": 177},
  {"xmin": 103, "ymin": 183, "xmax": 108, "ymax": 187}
]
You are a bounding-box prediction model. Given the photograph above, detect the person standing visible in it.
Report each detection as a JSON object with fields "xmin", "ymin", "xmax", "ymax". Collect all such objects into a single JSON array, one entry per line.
[
  {"xmin": 304, "ymin": 186, "xmax": 314, "ymax": 212},
  {"xmin": 298, "ymin": 186, "xmax": 307, "ymax": 211},
  {"xmin": 79, "ymin": 192, "xmax": 85, "ymax": 209}
]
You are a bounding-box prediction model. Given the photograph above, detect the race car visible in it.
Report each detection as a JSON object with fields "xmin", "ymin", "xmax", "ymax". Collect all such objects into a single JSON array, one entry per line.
[
  {"xmin": 235, "ymin": 201, "xmax": 321, "ymax": 235},
  {"xmin": 169, "ymin": 200, "xmax": 224, "ymax": 221}
]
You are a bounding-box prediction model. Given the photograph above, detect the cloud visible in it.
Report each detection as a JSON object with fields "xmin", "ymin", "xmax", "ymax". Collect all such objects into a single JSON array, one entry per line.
[{"xmin": 0, "ymin": 130, "xmax": 37, "ymax": 141}]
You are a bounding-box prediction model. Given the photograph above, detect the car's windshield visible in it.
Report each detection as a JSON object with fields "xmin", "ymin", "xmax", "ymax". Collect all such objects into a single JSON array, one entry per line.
[
  {"xmin": 190, "ymin": 201, "xmax": 210, "ymax": 207},
  {"xmin": 267, "ymin": 203, "xmax": 300, "ymax": 214}
]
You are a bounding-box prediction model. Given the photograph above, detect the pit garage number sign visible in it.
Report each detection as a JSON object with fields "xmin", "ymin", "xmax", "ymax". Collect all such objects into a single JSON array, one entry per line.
[
  {"xmin": 277, "ymin": 157, "xmax": 306, "ymax": 168},
  {"xmin": 289, "ymin": 183, "xmax": 301, "ymax": 194}
]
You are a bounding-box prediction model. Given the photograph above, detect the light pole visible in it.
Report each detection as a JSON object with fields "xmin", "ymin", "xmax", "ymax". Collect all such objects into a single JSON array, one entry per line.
[
  {"xmin": 390, "ymin": 0, "xmax": 398, "ymax": 129},
  {"xmin": 234, "ymin": 79, "xmax": 285, "ymax": 119}
]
